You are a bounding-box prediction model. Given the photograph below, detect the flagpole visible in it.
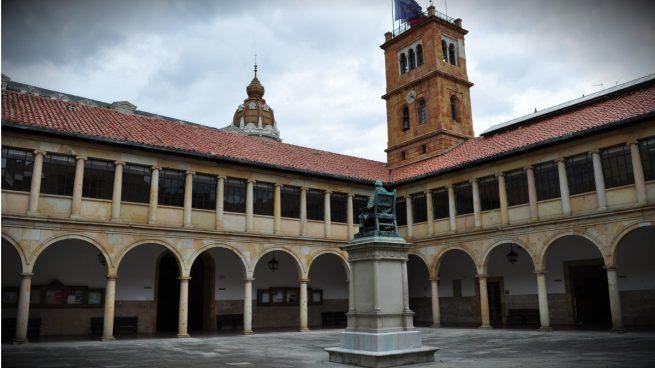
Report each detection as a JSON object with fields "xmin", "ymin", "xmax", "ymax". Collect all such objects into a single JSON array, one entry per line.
[{"xmin": 391, "ymin": 0, "xmax": 394, "ymax": 35}]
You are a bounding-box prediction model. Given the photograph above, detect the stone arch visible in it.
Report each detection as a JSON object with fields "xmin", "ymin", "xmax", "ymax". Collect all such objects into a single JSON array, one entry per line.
[
  {"xmin": 538, "ymin": 231, "xmax": 605, "ymax": 268},
  {"xmin": 481, "ymin": 238, "xmax": 536, "ymax": 274},
  {"xmin": 31, "ymin": 233, "xmax": 112, "ymax": 274},
  {"xmin": 115, "ymin": 239, "xmax": 186, "ymax": 276},
  {"xmin": 432, "ymin": 246, "xmax": 478, "ymax": 276},
  {"xmin": 307, "ymin": 249, "xmax": 350, "ymax": 280},
  {"xmin": 610, "ymin": 220, "xmax": 654, "ymax": 264},
  {"xmin": 253, "ymin": 247, "xmax": 305, "ymax": 279},
  {"xmin": 187, "ymin": 242, "xmax": 249, "ymax": 278},
  {"xmin": 1, "ymin": 232, "xmax": 28, "ymax": 272}
]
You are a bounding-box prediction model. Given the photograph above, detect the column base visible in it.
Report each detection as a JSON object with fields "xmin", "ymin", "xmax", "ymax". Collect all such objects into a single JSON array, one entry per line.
[
  {"xmin": 26, "ymin": 211, "xmax": 39, "ymax": 217},
  {"xmin": 538, "ymin": 326, "xmax": 553, "ymax": 332},
  {"xmin": 243, "ymin": 330, "xmax": 254, "ymax": 335},
  {"xmin": 110, "ymin": 217, "xmax": 123, "ymax": 223},
  {"xmin": 431, "ymin": 323, "xmax": 440, "ymax": 328},
  {"xmin": 299, "ymin": 328, "xmax": 310, "ymax": 332},
  {"xmin": 611, "ymin": 327, "xmax": 626, "ymax": 333},
  {"xmin": 12, "ymin": 339, "xmax": 28, "ymax": 345},
  {"xmin": 70, "ymin": 214, "xmax": 82, "ymax": 220},
  {"xmin": 183, "ymin": 223, "xmax": 193, "ymax": 228},
  {"xmin": 100, "ymin": 336, "xmax": 116, "ymax": 341},
  {"xmin": 598, "ymin": 206, "xmax": 608, "ymax": 211},
  {"xmin": 177, "ymin": 333, "xmax": 191, "ymax": 338},
  {"xmin": 479, "ymin": 325, "xmax": 492, "ymax": 330}
]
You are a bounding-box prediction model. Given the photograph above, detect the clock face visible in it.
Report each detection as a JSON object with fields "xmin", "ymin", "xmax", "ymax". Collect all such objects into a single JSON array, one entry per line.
[{"xmin": 405, "ymin": 90, "xmax": 417, "ymax": 104}]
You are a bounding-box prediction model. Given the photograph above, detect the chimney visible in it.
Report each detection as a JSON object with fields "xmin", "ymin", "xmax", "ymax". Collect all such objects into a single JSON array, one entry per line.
[
  {"xmin": 427, "ymin": 5, "xmax": 435, "ymax": 16},
  {"xmin": 454, "ymin": 18, "xmax": 463, "ymax": 28},
  {"xmin": 110, "ymin": 101, "xmax": 137, "ymax": 114}
]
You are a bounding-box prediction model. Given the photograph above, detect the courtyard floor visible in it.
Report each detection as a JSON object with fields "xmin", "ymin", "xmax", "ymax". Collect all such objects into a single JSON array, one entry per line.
[{"xmin": 2, "ymin": 327, "xmax": 655, "ymax": 368}]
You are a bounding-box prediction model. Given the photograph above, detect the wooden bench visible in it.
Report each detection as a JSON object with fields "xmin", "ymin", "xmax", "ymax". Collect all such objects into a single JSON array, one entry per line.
[
  {"xmin": 321, "ymin": 312, "xmax": 347, "ymax": 328},
  {"xmin": 90, "ymin": 316, "xmax": 138, "ymax": 336},
  {"xmin": 1, "ymin": 318, "xmax": 41, "ymax": 342},
  {"xmin": 506, "ymin": 309, "xmax": 539, "ymax": 328},
  {"xmin": 216, "ymin": 314, "xmax": 243, "ymax": 333}
]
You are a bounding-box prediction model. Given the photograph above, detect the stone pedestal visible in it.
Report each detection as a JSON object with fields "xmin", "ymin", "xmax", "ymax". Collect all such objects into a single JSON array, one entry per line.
[{"xmin": 325, "ymin": 236, "xmax": 438, "ymax": 367}]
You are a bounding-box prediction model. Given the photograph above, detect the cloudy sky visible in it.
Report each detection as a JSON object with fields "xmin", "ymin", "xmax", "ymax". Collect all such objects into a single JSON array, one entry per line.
[{"xmin": 3, "ymin": 0, "xmax": 654, "ymax": 162}]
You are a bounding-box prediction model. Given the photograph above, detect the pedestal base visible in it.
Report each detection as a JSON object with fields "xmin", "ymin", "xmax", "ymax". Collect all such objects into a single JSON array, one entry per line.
[{"xmin": 325, "ymin": 346, "xmax": 438, "ymax": 368}]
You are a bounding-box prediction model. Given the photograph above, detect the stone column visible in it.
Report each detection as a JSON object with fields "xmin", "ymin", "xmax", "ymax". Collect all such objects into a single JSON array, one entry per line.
[
  {"xmin": 406, "ymin": 195, "xmax": 413, "ymax": 239},
  {"xmin": 183, "ymin": 171, "xmax": 194, "ymax": 228},
  {"xmin": 497, "ymin": 173, "xmax": 509, "ymax": 225},
  {"xmin": 70, "ymin": 155, "xmax": 86, "ymax": 219},
  {"xmin": 27, "ymin": 150, "xmax": 45, "ymax": 216},
  {"xmin": 177, "ymin": 276, "xmax": 191, "ymax": 338},
  {"xmin": 243, "ymin": 277, "xmax": 253, "ymax": 334},
  {"xmin": 556, "ymin": 159, "xmax": 571, "ymax": 216},
  {"xmin": 430, "ymin": 278, "xmax": 440, "ymax": 327},
  {"xmin": 324, "ymin": 190, "xmax": 332, "ymax": 238},
  {"xmin": 13, "ymin": 272, "xmax": 33, "ymax": 344},
  {"xmin": 101, "ymin": 275, "xmax": 117, "ymax": 341},
  {"xmin": 273, "ymin": 184, "xmax": 282, "ymax": 234},
  {"xmin": 526, "ymin": 166, "xmax": 538, "ymax": 221},
  {"xmin": 629, "ymin": 141, "xmax": 647, "ymax": 204},
  {"xmin": 110, "ymin": 161, "xmax": 124, "ymax": 221},
  {"xmin": 592, "ymin": 150, "xmax": 608, "ymax": 210},
  {"xmin": 216, "ymin": 176, "xmax": 225, "ymax": 230},
  {"xmin": 148, "ymin": 166, "xmax": 160, "ymax": 224},
  {"xmin": 478, "ymin": 275, "xmax": 491, "ymax": 329},
  {"xmin": 535, "ymin": 271, "xmax": 551, "ymax": 331},
  {"xmin": 299, "ymin": 278, "xmax": 310, "ymax": 332},
  {"xmin": 426, "ymin": 190, "xmax": 435, "ymax": 236},
  {"xmin": 300, "ymin": 187, "xmax": 308, "ymax": 236},
  {"xmin": 346, "ymin": 194, "xmax": 354, "ymax": 240},
  {"xmin": 472, "ymin": 179, "xmax": 481, "ymax": 228},
  {"xmin": 246, "ymin": 179, "xmax": 255, "ymax": 232},
  {"xmin": 447, "ymin": 185, "xmax": 457, "ymax": 232},
  {"xmin": 606, "ymin": 267, "xmax": 624, "ymax": 332}
]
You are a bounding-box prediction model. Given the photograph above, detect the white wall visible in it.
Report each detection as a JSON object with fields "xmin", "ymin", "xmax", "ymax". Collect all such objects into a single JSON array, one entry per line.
[
  {"xmin": 116, "ymin": 244, "xmax": 163, "ymax": 300},
  {"xmin": 208, "ymin": 247, "xmax": 245, "ymax": 300},
  {"xmin": 544, "ymin": 236, "xmax": 604, "ymax": 293},
  {"xmin": 252, "ymin": 251, "xmax": 300, "ymax": 299},
  {"xmin": 308, "ymin": 254, "xmax": 348, "ymax": 299},
  {"xmin": 616, "ymin": 226, "xmax": 655, "ymax": 291},
  {"xmin": 437, "ymin": 250, "xmax": 477, "ymax": 297},
  {"xmin": 32, "ymin": 239, "xmax": 106, "ymax": 288},
  {"xmin": 487, "ymin": 245, "xmax": 536, "ymax": 295}
]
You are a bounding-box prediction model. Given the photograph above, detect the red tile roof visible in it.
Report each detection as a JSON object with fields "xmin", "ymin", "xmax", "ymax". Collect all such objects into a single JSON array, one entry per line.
[{"xmin": 3, "ymin": 79, "xmax": 655, "ymax": 185}]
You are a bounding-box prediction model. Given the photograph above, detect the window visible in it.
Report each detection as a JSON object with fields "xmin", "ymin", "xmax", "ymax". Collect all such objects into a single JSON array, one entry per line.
[
  {"xmin": 224, "ymin": 178, "xmax": 246, "ymax": 213},
  {"xmin": 432, "ymin": 187, "xmax": 449, "ymax": 219},
  {"xmin": 416, "ymin": 44, "xmax": 424, "ymax": 66},
  {"xmin": 505, "ymin": 169, "xmax": 529, "ymax": 206},
  {"xmin": 41, "ymin": 154, "xmax": 76, "ymax": 196},
  {"xmin": 448, "ymin": 43, "xmax": 457, "ymax": 65},
  {"xmin": 281, "ymin": 185, "xmax": 300, "ymax": 218},
  {"xmin": 601, "ymin": 145, "xmax": 634, "ymax": 188},
  {"xmin": 1, "ymin": 147, "xmax": 33, "ymax": 192},
  {"xmin": 399, "ymin": 53, "xmax": 407, "ymax": 74},
  {"xmin": 402, "ymin": 106, "xmax": 410, "ymax": 131},
  {"xmin": 441, "ymin": 40, "xmax": 448, "ymax": 62},
  {"xmin": 353, "ymin": 195, "xmax": 369, "ymax": 221},
  {"xmin": 192, "ymin": 173, "xmax": 216, "ymax": 210},
  {"xmin": 639, "ymin": 137, "xmax": 655, "ymax": 181},
  {"xmin": 158, "ymin": 169, "xmax": 185, "ymax": 207},
  {"xmin": 534, "ymin": 161, "xmax": 560, "ymax": 201},
  {"xmin": 82, "ymin": 159, "xmax": 114, "ymax": 200},
  {"xmin": 478, "ymin": 176, "xmax": 499, "ymax": 211},
  {"xmin": 421, "ymin": 144, "xmax": 428, "ymax": 154},
  {"xmin": 408, "ymin": 48, "xmax": 416, "ymax": 70},
  {"xmin": 565, "ymin": 153, "xmax": 595, "ymax": 195},
  {"xmin": 122, "ymin": 163, "xmax": 151, "ymax": 203},
  {"xmin": 253, "ymin": 181, "xmax": 274, "ymax": 216},
  {"xmin": 418, "ymin": 99, "xmax": 427, "ymax": 124},
  {"xmin": 330, "ymin": 192, "xmax": 347, "ymax": 223},
  {"xmin": 411, "ymin": 192, "xmax": 427, "ymax": 223},
  {"xmin": 454, "ymin": 181, "xmax": 473, "ymax": 215},
  {"xmin": 450, "ymin": 96, "xmax": 459, "ymax": 122},
  {"xmin": 306, "ymin": 189, "xmax": 324, "ymax": 221},
  {"xmin": 396, "ymin": 197, "xmax": 407, "ymax": 226},
  {"xmin": 401, "ymin": 151, "xmax": 407, "ymax": 161}
]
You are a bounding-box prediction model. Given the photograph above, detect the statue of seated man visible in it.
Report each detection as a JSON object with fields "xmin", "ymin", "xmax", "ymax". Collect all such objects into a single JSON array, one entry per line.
[{"xmin": 356, "ymin": 180, "xmax": 401, "ymax": 239}]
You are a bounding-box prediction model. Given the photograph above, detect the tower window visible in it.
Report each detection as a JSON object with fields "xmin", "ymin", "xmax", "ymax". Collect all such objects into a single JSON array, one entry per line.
[
  {"xmin": 408, "ymin": 49, "xmax": 416, "ymax": 70},
  {"xmin": 401, "ymin": 151, "xmax": 406, "ymax": 161},
  {"xmin": 450, "ymin": 96, "xmax": 459, "ymax": 122},
  {"xmin": 441, "ymin": 40, "xmax": 448, "ymax": 62},
  {"xmin": 418, "ymin": 99, "xmax": 427, "ymax": 124},
  {"xmin": 416, "ymin": 44, "xmax": 424, "ymax": 66},
  {"xmin": 402, "ymin": 106, "xmax": 410, "ymax": 131},
  {"xmin": 399, "ymin": 53, "xmax": 408, "ymax": 75},
  {"xmin": 448, "ymin": 43, "xmax": 457, "ymax": 66},
  {"xmin": 421, "ymin": 144, "xmax": 428, "ymax": 154}
]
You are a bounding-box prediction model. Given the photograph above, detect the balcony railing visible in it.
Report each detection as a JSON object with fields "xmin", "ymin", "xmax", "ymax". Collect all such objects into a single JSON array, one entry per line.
[{"xmin": 392, "ymin": 9, "xmax": 456, "ymax": 37}]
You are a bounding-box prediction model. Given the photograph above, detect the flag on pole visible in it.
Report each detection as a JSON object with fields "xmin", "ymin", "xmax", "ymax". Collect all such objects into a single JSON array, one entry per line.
[{"xmin": 394, "ymin": 0, "xmax": 423, "ymax": 22}]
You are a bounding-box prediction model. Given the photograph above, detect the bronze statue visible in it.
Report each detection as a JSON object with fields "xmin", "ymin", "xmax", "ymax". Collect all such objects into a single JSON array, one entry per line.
[{"xmin": 356, "ymin": 180, "xmax": 401, "ymax": 239}]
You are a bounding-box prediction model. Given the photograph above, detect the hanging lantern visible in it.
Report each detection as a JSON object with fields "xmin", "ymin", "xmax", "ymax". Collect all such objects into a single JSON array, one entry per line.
[
  {"xmin": 505, "ymin": 245, "xmax": 519, "ymax": 265},
  {"xmin": 267, "ymin": 254, "xmax": 280, "ymax": 272}
]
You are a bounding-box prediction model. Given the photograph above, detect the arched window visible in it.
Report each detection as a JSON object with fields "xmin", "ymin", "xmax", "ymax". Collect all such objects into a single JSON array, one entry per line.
[
  {"xmin": 450, "ymin": 96, "xmax": 459, "ymax": 122},
  {"xmin": 402, "ymin": 106, "xmax": 410, "ymax": 131},
  {"xmin": 408, "ymin": 49, "xmax": 416, "ymax": 70},
  {"xmin": 441, "ymin": 40, "xmax": 448, "ymax": 62},
  {"xmin": 418, "ymin": 99, "xmax": 427, "ymax": 124},
  {"xmin": 416, "ymin": 44, "xmax": 424, "ymax": 66},
  {"xmin": 448, "ymin": 43, "xmax": 457, "ymax": 66},
  {"xmin": 400, "ymin": 53, "xmax": 407, "ymax": 75}
]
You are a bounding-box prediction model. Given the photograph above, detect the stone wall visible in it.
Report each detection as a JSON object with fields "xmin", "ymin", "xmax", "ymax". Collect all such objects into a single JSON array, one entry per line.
[
  {"xmin": 621, "ymin": 290, "xmax": 655, "ymax": 328},
  {"xmin": 439, "ymin": 296, "xmax": 481, "ymax": 326}
]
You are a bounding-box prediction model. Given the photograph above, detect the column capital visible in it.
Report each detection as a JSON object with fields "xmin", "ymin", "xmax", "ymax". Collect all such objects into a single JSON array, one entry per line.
[
  {"xmin": 534, "ymin": 270, "xmax": 547, "ymax": 276},
  {"xmin": 299, "ymin": 278, "xmax": 310, "ymax": 284},
  {"xmin": 324, "ymin": 190, "xmax": 332, "ymax": 195},
  {"xmin": 33, "ymin": 149, "xmax": 46, "ymax": 156},
  {"xmin": 524, "ymin": 165, "xmax": 534, "ymax": 171},
  {"xmin": 590, "ymin": 149, "xmax": 601, "ymax": 155},
  {"xmin": 114, "ymin": 160, "xmax": 125, "ymax": 166},
  {"xmin": 446, "ymin": 184, "xmax": 454, "ymax": 190},
  {"xmin": 555, "ymin": 158, "xmax": 565, "ymax": 164},
  {"xmin": 347, "ymin": 193, "xmax": 354, "ymax": 198},
  {"xmin": 185, "ymin": 170, "xmax": 195, "ymax": 176},
  {"xmin": 106, "ymin": 274, "xmax": 118, "ymax": 280},
  {"xmin": 247, "ymin": 179, "xmax": 256, "ymax": 184},
  {"xmin": 495, "ymin": 172, "xmax": 505, "ymax": 178},
  {"xmin": 151, "ymin": 165, "xmax": 161, "ymax": 171},
  {"xmin": 178, "ymin": 276, "xmax": 192, "ymax": 281},
  {"xmin": 471, "ymin": 178, "xmax": 478, "ymax": 184},
  {"xmin": 217, "ymin": 175, "xmax": 227, "ymax": 180},
  {"xmin": 300, "ymin": 186, "xmax": 309, "ymax": 192},
  {"xmin": 428, "ymin": 277, "xmax": 439, "ymax": 282},
  {"xmin": 627, "ymin": 139, "xmax": 639, "ymax": 146},
  {"xmin": 476, "ymin": 274, "xmax": 488, "ymax": 279},
  {"xmin": 75, "ymin": 155, "xmax": 87, "ymax": 161},
  {"xmin": 19, "ymin": 272, "xmax": 34, "ymax": 278},
  {"xmin": 604, "ymin": 265, "xmax": 617, "ymax": 271},
  {"xmin": 274, "ymin": 183, "xmax": 283, "ymax": 188}
]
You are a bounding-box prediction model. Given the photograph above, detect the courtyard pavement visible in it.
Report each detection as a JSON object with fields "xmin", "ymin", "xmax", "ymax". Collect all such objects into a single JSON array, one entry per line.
[{"xmin": 2, "ymin": 327, "xmax": 655, "ymax": 368}]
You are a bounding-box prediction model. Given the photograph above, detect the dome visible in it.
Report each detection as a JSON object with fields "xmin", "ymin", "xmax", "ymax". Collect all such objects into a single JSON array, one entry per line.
[{"xmin": 246, "ymin": 76, "xmax": 265, "ymax": 98}]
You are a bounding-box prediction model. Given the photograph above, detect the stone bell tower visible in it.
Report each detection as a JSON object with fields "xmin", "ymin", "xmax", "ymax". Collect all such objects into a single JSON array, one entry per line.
[{"xmin": 381, "ymin": 5, "xmax": 473, "ymax": 169}]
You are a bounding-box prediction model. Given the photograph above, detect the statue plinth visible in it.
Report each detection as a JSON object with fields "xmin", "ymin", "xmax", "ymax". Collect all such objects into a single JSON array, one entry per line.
[{"xmin": 324, "ymin": 235, "xmax": 438, "ymax": 367}]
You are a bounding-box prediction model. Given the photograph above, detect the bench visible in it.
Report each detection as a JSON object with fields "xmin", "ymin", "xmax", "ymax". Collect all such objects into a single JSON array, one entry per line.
[
  {"xmin": 506, "ymin": 309, "xmax": 539, "ymax": 328},
  {"xmin": 90, "ymin": 316, "xmax": 138, "ymax": 336},
  {"xmin": 1, "ymin": 318, "xmax": 42, "ymax": 342},
  {"xmin": 321, "ymin": 312, "xmax": 347, "ymax": 328},
  {"xmin": 216, "ymin": 314, "xmax": 243, "ymax": 333}
]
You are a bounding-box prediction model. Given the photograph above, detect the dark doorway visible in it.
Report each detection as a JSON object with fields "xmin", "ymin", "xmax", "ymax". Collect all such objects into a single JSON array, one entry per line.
[
  {"xmin": 568, "ymin": 262, "xmax": 611, "ymax": 329},
  {"xmin": 156, "ymin": 252, "xmax": 180, "ymax": 333},
  {"xmin": 487, "ymin": 280, "xmax": 503, "ymax": 327},
  {"xmin": 188, "ymin": 256, "xmax": 205, "ymax": 332}
]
